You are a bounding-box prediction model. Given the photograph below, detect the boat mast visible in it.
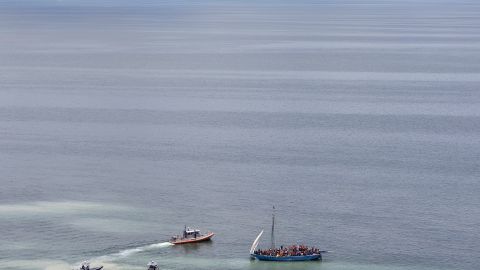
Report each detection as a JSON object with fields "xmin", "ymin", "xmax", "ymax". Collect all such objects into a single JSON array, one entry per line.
[{"xmin": 271, "ymin": 205, "xmax": 275, "ymax": 249}]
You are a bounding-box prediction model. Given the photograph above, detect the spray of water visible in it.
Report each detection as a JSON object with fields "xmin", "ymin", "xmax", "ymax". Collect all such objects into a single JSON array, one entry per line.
[
  {"xmin": 103, "ymin": 242, "xmax": 173, "ymax": 260},
  {"xmin": 73, "ymin": 242, "xmax": 173, "ymax": 269}
]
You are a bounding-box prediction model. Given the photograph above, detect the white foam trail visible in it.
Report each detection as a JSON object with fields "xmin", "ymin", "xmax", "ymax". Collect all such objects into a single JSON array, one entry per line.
[
  {"xmin": 73, "ymin": 261, "xmax": 143, "ymax": 270},
  {"xmin": 95, "ymin": 242, "xmax": 173, "ymax": 262},
  {"xmin": 73, "ymin": 242, "xmax": 172, "ymax": 270}
]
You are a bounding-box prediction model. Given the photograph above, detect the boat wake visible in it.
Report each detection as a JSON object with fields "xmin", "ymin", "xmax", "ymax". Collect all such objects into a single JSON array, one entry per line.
[
  {"xmin": 115, "ymin": 242, "xmax": 173, "ymax": 258},
  {"xmin": 97, "ymin": 242, "xmax": 173, "ymax": 262},
  {"xmin": 73, "ymin": 242, "xmax": 172, "ymax": 270}
]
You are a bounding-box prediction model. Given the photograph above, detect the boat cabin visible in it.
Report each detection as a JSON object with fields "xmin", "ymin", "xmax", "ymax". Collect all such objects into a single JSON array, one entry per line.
[{"xmin": 184, "ymin": 228, "xmax": 201, "ymax": 238}]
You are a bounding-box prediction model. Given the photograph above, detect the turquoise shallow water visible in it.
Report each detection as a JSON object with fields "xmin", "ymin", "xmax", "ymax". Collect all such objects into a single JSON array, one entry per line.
[{"xmin": 0, "ymin": 0, "xmax": 479, "ymax": 269}]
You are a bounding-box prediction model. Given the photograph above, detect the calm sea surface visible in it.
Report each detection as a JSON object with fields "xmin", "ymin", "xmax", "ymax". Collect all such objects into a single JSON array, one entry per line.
[{"xmin": 1, "ymin": 1, "xmax": 479, "ymax": 270}]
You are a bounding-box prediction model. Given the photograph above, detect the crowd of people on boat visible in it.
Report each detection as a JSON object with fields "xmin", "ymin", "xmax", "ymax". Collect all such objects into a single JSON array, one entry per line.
[{"xmin": 254, "ymin": 245, "xmax": 321, "ymax": 257}]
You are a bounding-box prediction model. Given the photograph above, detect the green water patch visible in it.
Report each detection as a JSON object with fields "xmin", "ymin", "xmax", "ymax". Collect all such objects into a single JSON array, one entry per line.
[{"xmin": 0, "ymin": 201, "xmax": 131, "ymax": 218}]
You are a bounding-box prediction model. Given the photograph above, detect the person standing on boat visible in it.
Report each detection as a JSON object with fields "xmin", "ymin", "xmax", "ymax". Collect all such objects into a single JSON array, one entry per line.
[{"xmin": 80, "ymin": 261, "xmax": 89, "ymax": 270}]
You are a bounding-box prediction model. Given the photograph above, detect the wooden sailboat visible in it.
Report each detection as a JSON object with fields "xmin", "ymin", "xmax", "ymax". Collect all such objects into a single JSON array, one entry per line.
[{"xmin": 249, "ymin": 206, "xmax": 326, "ymax": 261}]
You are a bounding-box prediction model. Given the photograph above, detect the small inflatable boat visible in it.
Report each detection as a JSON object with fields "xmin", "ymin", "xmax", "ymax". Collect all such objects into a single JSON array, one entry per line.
[{"xmin": 78, "ymin": 261, "xmax": 103, "ymax": 270}]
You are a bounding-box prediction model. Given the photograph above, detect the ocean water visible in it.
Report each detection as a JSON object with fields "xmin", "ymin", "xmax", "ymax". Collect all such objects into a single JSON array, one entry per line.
[{"xmin": 0, "ymin": 0, "xmax": 479, "ymax": 270}]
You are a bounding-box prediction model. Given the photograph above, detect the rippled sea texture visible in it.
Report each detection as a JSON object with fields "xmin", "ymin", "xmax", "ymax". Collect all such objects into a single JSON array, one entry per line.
[{"xmin": 1, "ymin": 0, "xmax": 479, "ymax": 270}]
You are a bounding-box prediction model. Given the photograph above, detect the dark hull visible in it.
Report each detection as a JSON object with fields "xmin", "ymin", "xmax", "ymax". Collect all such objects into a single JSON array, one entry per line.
[{"xmin": 251, "ymin": 254, "xmax": 321, "ymax": 261}]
